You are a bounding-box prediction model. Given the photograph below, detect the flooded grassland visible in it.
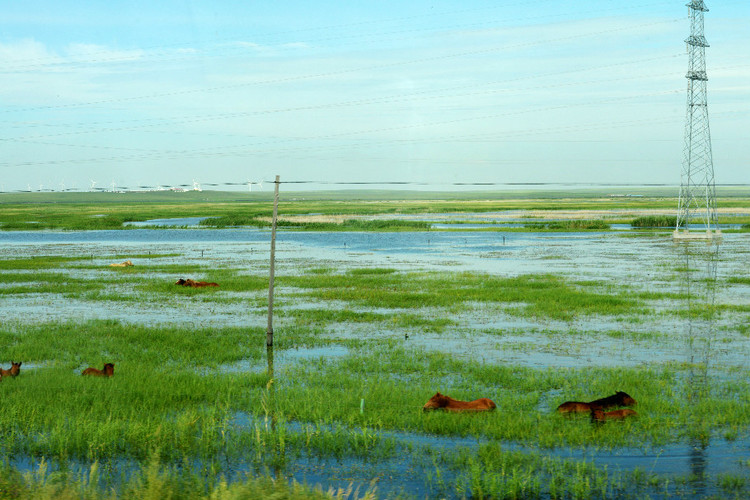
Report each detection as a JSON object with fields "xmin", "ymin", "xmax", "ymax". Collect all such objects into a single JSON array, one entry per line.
[{"xmin": 0, "ymin": 227, "xmax": 748, "ymax": 498}]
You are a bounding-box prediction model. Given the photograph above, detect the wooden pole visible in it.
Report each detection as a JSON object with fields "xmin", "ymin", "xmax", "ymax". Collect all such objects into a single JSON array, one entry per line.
[{"xmin": 266, "ymin": 175, "xmax": 280, "ymax": 347}]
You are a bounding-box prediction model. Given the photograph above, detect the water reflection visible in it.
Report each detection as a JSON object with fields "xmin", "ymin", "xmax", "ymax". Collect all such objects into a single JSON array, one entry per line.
[
  {"xmin": 265, "ymin": 344, "xmax": 285, "ymax": 478},
  {"xmin": 678, "ymin": 240, "xmax": 720, "ymax": 494}
]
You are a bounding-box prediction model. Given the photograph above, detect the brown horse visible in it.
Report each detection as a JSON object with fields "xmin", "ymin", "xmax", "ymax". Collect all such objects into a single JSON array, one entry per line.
[
  {"xmin": 175, "ymin": 278, "xmax": 219, "ymax": 287},
  {"xmin": 422, "ymin": 392, "xmax": 496, "ymax": 412},
  {"xmin": 591, "ymin": 407, "xmax": 638, "ymax": 423},
  {"xmin": 557, "ymin": 391, "xmax": 637, "ymax": 414},
  {"xmin": 109, "ymin": 260, "xmax": 133, "ymax": 267},
  {"xmin": 82, "ymin": 363, "xmax": 115, "ymax": 377},
  {"xmin": 0, "ymin": 361, "xmax": 21, "ymax": 377}
]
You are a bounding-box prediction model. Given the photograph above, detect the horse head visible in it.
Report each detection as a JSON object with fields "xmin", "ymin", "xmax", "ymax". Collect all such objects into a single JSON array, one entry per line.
[
  {"xmin": 617, "ymin": 391, "xmax": 637, "ymax": 406},
  {"xmin": 423, "ymin": 392, "xmax": 448, "ymax": 411}
]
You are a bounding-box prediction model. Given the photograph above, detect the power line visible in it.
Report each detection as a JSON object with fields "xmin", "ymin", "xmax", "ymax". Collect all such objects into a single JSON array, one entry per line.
[
  {"xmin": 3, "ymin": 53, "xmax": 687, "ymax": 140},
  {"xmin": 0, "ymin": 0, "xmax": 679, "ymax": 73},
  {"xmin": 0, "ymin": 87, "xmax": 690, "ymax": 168},
  {"xmin": 2, "ymin": 17, "xmax": 684, "ymax": 115}
]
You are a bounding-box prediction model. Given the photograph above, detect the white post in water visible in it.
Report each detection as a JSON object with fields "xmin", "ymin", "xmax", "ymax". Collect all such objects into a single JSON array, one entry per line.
[{"xmin": 266, "ymin": 175, "xmax": 280, "ymax": 347}]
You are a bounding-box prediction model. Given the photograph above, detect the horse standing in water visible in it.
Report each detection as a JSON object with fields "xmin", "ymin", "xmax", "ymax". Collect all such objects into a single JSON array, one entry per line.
[
  {"xmin": 82, "ymin": 363, "xmax": 115, "ymax": 377},
  {"xmin": 557, "ymin": 391, "xmax": 637, "ymax": 414},
  {"xmin": 0, "ymin": 361, "xmax": 21, "ymax": 377},
  {"xmin": 422, "ymin": 392, "xmax": 496, "ymax": 412}
]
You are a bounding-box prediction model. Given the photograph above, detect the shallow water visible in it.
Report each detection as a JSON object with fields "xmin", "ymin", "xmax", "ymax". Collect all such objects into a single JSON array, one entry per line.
[
  {"xmin": 1, "ymin": 229, "xmax": 747, "ymax": 368},
  {"xmin": 1, "ymin": 227, "xmax": 744, "ymax": 285},
  {"xmin": 1, "ymin": 228, "xmax": 748, "ymax": 497}
]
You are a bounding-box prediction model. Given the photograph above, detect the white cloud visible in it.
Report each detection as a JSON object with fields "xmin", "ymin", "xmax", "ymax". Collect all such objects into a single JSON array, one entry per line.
[
  {"xmin": 65, "ymin": 43, "xmax": 144, "ymax": 63},
  {"xmin": 0, "ymin": 38, "xmax": 59, "ymax": 67}
]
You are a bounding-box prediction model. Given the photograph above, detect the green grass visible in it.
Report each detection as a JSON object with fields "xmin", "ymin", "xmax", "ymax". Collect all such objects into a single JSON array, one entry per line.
[
  {"xmin": 199, "ymin": 214, "xmax": 266, "ymax": 228},
  {"xmin": 2, "ymin": 190, "xmax": 749, "ymax": 231},
  {"xmin": 0, "ymin": 272, "xmax": 104, "ymax": 295},
  {"xmin": 631, "ymin": 215, "xmax": 678, "ymax": 228},
  {"xmin": 0, "ymin": 256, "xmax": 92, "ymax": 270},
  {"xmin": 0, "ymin": 254, "xmax": 179, "ymax": 270},
  {"xmin": 524, "ymin": 220, "xmax": 610, "ymax": 231},
  {"xmin": 0, "ymin": 455, "xmax": 364, "ymax": 500},
  {"xmin": 0, "ymin": 242, "xmax": 748, "ymax": 498},
  {"xmin": 278, "ymin": 219, "xmax": 433, "ymax": 231},
  {"xmin": 281, "ymin": 308, "xmax": 455, "ymax": 332},
  {"xmin": 3, "ymin": 321, "xmax": 747, "ymax": 461},
  {"xmin": 283, "ymin": 271, "xmax": 647, "ymax": 320}
]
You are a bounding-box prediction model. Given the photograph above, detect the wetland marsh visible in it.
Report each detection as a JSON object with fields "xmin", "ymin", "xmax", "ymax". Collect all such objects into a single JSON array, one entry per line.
[{"xmin": 0, "ymin": 193, "xmax": 748, "ymax": 499}]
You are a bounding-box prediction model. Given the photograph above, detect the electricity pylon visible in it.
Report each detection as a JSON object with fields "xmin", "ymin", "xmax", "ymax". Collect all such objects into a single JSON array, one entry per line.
[{"xmin": 674, "ymin": 0, "xmax": 720, "ymax": 240}]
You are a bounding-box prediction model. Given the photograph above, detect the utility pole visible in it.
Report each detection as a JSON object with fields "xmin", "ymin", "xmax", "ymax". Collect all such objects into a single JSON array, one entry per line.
[
  {"xmin": 674, "ymin": 1, "xmax": 720, "ymax": 240},
  {"xmin": 266, "ymin": 175, "xmax": 280, "ymax": 347}
]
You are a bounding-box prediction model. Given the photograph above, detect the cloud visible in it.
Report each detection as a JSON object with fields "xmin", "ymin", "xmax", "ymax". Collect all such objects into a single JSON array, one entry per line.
[
  {"xmin": 0, "ymin": 38, "xmax": 60, "ymax": 67},
  {"xmin": 65, "ymin": 43, "xmax": 145, "ymax": 64}
]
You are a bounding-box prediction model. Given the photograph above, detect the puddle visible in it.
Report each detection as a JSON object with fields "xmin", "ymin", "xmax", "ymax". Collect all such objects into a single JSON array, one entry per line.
[
  {"xmin": 217, "ymin": 346, "xmax": 350, "ymax": 374},
  {"xmin": 125, "ymin": 217, "xmax": 209, "ymax": 227}
]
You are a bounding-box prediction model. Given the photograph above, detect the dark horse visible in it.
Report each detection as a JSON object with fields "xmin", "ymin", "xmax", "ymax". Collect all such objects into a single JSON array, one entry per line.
[
  {"xmin": 557, "ymin": 391, "xmax": 636, "ymax": 414},
  {"xmin": 0, "ymin": 361, "xmax": 21, "ymax": 377},
  {"xmin": 175, "ymin": 278, "xmax": 219, "ymax": 288},
  {"xmin": 423, "ymin": 392, "xmax": 496, "ymax": 412},
  {"xmin": 82, "ymin": 363, "xmax": 115, "ymax": 377}
]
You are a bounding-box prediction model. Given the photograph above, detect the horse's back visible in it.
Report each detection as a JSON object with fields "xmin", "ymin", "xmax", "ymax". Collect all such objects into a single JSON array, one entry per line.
[
  {"xmin": 608, "ymin": 409, "xmax": 638, "ymax": 419},
  {"xmin": 424, "ymin": 393, "xmax": 495, "ymax": 412},
  {"xmin": 589, "ymin": 392, "xmax": 637, "ymax": 409},
  {"xmin": 557, "ymin": 401, "xmax": 590, "ymax": 413},
  {"xmin": 447, "ymin": 398, "xmax": 496, "ymax": 412}
]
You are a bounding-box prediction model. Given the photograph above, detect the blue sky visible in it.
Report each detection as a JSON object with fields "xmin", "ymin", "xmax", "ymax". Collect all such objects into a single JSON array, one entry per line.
[{"xmin": 1, "ymin": 0, "xmax": 748, "ymax": 192}]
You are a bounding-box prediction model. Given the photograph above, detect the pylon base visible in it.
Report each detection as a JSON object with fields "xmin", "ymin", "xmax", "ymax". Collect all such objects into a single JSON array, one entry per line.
[{"xmin": 672, "ymin": 229, "xmax": 722, "ymax": 241}]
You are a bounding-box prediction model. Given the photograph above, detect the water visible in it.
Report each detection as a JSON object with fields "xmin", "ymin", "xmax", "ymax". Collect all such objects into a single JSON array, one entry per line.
[
  {"xmin": 125, "ymin": 216, "xmax": 208, "ymax": 227},
  {"xmin": 1, "ymin": 229, "xmax": 747, "ymax": 368},
  {"xmin": 9, "ymin": 413, "xmax": 744, "ymax": 499},
  {"xmin": 1, "ymin": 227, "xmax": 748, "ymax": 497}
]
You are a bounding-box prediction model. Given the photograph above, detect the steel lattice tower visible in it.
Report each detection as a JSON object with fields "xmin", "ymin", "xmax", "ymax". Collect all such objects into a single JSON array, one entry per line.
[{"xmin": 674, "ymin": 1, "xmax": 720, "ymax": 239}]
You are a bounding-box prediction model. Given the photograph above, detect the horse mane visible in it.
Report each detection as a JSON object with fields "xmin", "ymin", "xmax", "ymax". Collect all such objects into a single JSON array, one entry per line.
[{"xmin": 431, "ymin": 392, "xmax": 451, "ymax": 407}]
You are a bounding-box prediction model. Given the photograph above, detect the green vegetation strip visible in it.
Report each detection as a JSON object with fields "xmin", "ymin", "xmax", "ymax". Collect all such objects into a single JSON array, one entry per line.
[
  {"xmin": 631, "ymin": 215, "xmax": 677, "ymax": 228},
  {"xmin": 2, "ymin": 190, "xmax": 750, "ymax": 231},
  {"xmin": 282, "ymin": 269, "xmax": 650, "ymax": 321},
  {"xmin": 525, "ymin": 220, "xmax": 610, "ymax": 231}
]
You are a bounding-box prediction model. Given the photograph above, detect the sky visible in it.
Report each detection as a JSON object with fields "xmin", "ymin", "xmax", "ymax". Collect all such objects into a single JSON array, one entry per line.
[{"xmin": 1, "ymin": 0, "xmax": 748, "ymax": 192}]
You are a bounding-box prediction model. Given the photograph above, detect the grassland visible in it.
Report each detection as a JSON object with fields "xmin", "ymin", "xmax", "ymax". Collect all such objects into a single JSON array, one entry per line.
[
  {"xmin": 2, "ymin": 188, "xmax": 750, "ymax": 231},
  {"xmin": 0, "ymin": 233, "xmax": 748, "ymax": 499},
  {"xmin": 0, "ymin": 191, "xmax": 748, "ymax": 498}
]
